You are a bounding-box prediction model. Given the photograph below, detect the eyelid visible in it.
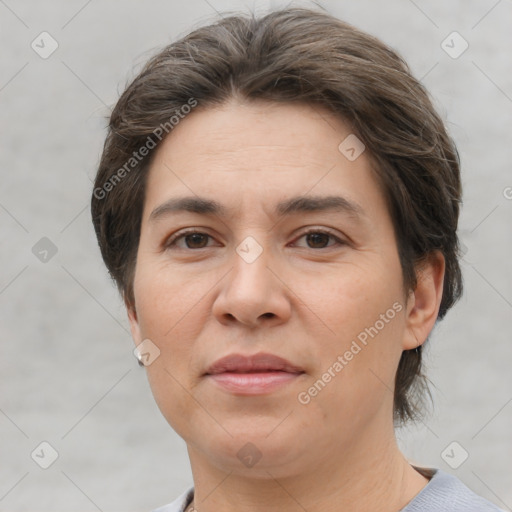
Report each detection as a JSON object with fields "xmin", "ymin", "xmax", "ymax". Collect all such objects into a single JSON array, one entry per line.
[
  {"xmin": 163, "ymin": 228, "xmax": 216, "ymax": 249},
  {"xmin": 293, "ymin": 227, "xmax": 346, "ymax": 247},
  {"xmin": 163, "ymin": 226, "xmax": 348, "ymax": 250}
]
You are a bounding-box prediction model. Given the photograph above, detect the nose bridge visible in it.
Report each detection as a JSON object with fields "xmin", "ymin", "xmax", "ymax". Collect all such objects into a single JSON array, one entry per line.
[
  {"xmin": 230, "ymin": 231, "xmax": 274, "ymax": 296},
  {"xmin": 212, "ymin": 230, "xmax": 290, "ymax": 326}
]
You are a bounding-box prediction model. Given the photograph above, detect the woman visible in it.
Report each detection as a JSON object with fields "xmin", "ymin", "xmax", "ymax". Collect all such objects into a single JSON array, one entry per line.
[{"xmin": 91, "ymin": 7, "xmax": 504, "ymax": 512}]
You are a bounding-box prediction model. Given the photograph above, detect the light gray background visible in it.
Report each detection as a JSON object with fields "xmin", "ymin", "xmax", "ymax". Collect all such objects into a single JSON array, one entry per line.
[{"xmin": 1, "ymin": 0, "xmax": 511, "ymax": 510}]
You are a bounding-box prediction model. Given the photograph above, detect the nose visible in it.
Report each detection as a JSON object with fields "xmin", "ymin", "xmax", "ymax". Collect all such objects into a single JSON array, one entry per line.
[{"xmin": 211, "ymin": 240, "xmax": 292, "ymax": 328}]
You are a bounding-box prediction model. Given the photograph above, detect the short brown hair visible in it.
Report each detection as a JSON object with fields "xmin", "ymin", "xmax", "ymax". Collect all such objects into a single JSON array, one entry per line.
[{"xmin": 91, "ymin": 7, "xmax": 463, "ymax": 424}]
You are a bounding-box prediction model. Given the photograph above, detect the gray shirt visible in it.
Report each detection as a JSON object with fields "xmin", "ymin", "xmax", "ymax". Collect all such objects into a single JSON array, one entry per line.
[{"xmin": 152, "ymin": 468, "xmax": 505, "ymax": 512}]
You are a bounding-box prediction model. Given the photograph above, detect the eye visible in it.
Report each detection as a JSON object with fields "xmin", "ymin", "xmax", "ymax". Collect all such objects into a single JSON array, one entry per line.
[
  {"xmin": 164, "ymin": 228, "xmax": 346, "ymax": 251},
  {"xmin": 293, "ymin": 228, "xmax": 346, "ymax": 249},
  {"xmin": 164, "ymin": 229, "xmax": 215, "ymax": 250}
]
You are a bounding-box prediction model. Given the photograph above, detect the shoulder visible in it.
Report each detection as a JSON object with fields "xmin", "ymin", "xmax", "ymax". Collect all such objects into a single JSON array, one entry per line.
[
  {"xmin": 151, "ymin": 486, "xmax": 194, "ymax": 512},
  {"xmin": 402, "ymin": 468, "xmax": 505, "ymax": 512}
]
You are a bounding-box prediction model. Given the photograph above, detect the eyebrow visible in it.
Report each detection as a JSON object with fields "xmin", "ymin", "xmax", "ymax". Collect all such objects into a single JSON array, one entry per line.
[{"xmin": 148, "ymin": 194, "xmax": 366, "ymax": 223}]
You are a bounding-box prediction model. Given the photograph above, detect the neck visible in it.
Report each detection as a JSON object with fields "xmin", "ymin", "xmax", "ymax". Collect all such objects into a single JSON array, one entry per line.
[{"xmin": 185, "ymin": 420, "xmax": 429, "ymax": 512}]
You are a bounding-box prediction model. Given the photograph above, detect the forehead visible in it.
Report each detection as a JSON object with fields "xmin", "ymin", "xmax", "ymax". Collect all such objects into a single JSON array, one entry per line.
[{"xmin": 142, "ymin": 99, "xmax": 386, "ymax": 223}]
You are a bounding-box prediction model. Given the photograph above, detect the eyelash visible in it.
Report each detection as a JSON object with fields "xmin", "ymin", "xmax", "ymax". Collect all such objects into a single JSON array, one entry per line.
[{"xmin": 163, "ymin": 228, "xmax": 346, "ymax": 251}]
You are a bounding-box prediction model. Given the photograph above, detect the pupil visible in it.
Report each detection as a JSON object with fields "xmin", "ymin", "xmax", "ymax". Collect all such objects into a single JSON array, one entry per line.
[
  {"xmin": 308, "ymin": 233, "xmax": 328, "ymax": 248},
  {"xmin": 187, "ymin": 234, "xmax": 207, "ymax": 248}
]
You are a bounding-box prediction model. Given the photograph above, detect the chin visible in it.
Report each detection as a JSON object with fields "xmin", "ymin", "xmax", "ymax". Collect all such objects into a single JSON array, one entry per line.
[{"xmin": 192, "ymin": 424, "xmax": 310, "ymax": 477}]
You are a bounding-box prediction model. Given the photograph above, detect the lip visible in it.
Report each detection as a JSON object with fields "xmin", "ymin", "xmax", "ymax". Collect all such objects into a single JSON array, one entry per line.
[
  {"xmin": 204, "ymin": 352, "xmax": 305, "ymax": 395},
  {"xmin": 205, "ymin": 352, "xmax": 304, "ymax": 375}
]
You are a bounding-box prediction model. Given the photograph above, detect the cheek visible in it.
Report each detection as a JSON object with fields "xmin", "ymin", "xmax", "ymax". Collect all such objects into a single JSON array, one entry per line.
[
  {"xmin": 134, "ymin": 260, "xmax": 209, "ymax": 340},
  {"xmin": 298, "ymin": 312, "xmax": 405, "ymax": 438},
  {"xmin": 134, "ymin": 268, "xmax": 205, "ymax": 437},
  {"xmin": 133, "ymin": 265, "xmax": 203, "ymax": 401},
  {"xmin": 307, "ymin": 260, "xmax": 403, "ymax": 338},
  {"xmin": 297, "ymin": 261, "xmax": 406, "ymax": 413}
]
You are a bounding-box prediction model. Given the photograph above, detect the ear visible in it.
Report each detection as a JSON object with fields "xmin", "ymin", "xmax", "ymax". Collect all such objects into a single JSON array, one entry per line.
[
  {"xmin": 402, "ymin": 251, "xmax": 445, "ymax": 350},
  {"xmin": 125, "ymin": 295, "xmax": 143, "ymax": 346}
]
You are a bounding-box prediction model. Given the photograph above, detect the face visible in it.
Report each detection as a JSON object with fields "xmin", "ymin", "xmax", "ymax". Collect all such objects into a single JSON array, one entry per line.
[{"xmin": 127, "ymin": 99, "xmax": 433, "ymax": 477}]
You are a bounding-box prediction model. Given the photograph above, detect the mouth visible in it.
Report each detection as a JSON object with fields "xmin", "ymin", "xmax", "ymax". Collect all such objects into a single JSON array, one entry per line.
[{"xmin": 204, "ymin": 352, "xmax": 305, "ymax": 395}]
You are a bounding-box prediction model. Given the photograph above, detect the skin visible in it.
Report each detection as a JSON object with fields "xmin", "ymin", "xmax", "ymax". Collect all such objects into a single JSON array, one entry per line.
[{"xmin": 126, "ymin": 98, "xmax": 445, "ymax": 512}]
